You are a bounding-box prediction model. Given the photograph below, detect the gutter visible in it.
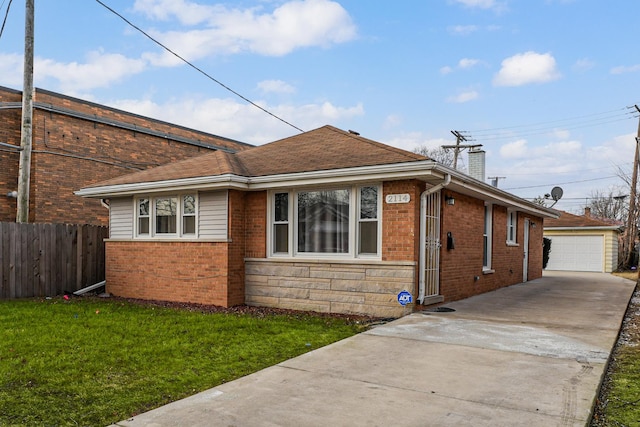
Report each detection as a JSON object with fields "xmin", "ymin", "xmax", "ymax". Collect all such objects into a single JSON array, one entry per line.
[{"xmin": 418, "ymin": 173, "xmax": 451, "ymax": 304}]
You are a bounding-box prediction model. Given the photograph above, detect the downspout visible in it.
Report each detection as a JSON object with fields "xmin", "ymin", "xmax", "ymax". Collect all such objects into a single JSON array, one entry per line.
[{"xmin": 418, "ymin": 174, "xmax": 451, "ymax": 304}]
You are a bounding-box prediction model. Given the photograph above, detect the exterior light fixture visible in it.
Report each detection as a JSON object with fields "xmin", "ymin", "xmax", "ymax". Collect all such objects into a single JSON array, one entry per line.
[{"xmin": 445, "ymin": 195, "xmax": 455, "ymax": 205}]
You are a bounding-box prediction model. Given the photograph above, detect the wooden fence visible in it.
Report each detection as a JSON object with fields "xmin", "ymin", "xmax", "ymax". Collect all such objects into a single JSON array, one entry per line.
[{"xmin": 0, "ymin": 222, "xmax": 108, "ymax": 298}]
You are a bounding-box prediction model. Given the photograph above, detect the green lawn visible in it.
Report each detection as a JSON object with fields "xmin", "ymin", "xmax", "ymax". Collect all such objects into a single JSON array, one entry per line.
[{"xmin": 0, "ymin": 297, "xmax": 367, "ymax": 426}]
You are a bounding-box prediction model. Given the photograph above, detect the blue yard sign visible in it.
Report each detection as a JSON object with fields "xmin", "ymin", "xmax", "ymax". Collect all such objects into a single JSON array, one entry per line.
[{"xmin": 397, "ymin": 290, "xmax": 413, "ymax": 306}]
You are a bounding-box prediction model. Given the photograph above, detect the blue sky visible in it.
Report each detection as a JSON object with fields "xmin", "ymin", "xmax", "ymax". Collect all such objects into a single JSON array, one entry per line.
[{"xmin": 0, "ymin": 0, "xmax": 639, "ymax": 212}]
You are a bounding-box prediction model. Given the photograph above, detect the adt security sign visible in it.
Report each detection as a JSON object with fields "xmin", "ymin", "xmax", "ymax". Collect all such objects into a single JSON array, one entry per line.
[{"xmin": 397, "ymin": 290, "xmax": 413, "ymax": 306}]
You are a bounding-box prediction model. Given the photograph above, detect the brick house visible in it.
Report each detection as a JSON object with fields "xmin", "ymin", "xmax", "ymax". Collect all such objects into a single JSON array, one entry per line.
[
  {"xmin": 0, "ymin": 86, "xmax": 251, "ymax": 225},
  {"xmin": 78, "ymin": 125, "xmax": 558, "ymax": 317}
]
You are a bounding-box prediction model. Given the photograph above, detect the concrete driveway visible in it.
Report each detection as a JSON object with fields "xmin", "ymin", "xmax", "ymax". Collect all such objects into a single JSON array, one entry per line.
[{"xmin": 110, "ymin": 271, "xmax": 636, "ymax": 427}]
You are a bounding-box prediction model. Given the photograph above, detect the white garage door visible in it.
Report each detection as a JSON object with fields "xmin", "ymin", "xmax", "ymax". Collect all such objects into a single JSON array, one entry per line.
[{"xmin": 546, "ymin": 235, "xmax": 604, "ymax": 272}]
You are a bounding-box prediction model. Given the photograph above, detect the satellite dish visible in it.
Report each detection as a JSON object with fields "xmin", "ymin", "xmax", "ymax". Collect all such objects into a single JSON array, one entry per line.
[{"xmin": 550, "ymin": 186, "xmax": 563, "ymax": 202}]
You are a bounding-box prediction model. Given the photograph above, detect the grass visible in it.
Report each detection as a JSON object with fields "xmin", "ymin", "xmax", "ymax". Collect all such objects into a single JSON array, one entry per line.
[{"xmin": 0, "ymin": 297, "xmax": 367, "ymax": 426}]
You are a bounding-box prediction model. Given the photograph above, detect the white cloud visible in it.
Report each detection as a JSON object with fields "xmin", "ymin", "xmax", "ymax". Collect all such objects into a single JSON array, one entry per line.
[
  {"xmin": 586, "ymin": 133, "xmax": 637, "ymax": 165},
  {"xmin": 447, "ymin": 25, "xmax": 478, "ymax": 35},
  {"xmin": 383, "ymin": 114, "xmax": 403, "ymax": 129},
  {"xmin": 137, "ymin": 0, "xmax": 357, "ymax": 63},
  {"xmin": 35, "ymin": 51, "xmax": 146, "ymax": 93},
  {"xmin": 0, "ymin": 53, "xmax": 24, "ymax": 86},
  {"xmin": 499, "ymin": 138, "xmax": 581, "ymax": 160},
  {"xmin": 493, "ymin": 51, "xmax": 561, "ymax": 87},
  {"xmin": 610, "ymin": 64, "xmax": 640, "ymax": 75},
  {"xmin": 133, "ymin": 0, "xmax": 221, "ymax": 25},
  {"xmin": 499, "ymin": 139, "xmax": 529, "ymax": 159},
  {"xmin": 109, "ymin": 96, "xmax": 364, "ymax": 145},
  {"xmin": 573, "ymin": 58, "xmax": 595, "ymax": 72},
  {"xmin": 446, "ymin": 90, "xmax": 479, "ymax": 103},
  {"xmin": 459, "ymin": 58, "xmax": 480, "ymax": 69},
  {"xmin": 450, "ymin": 0, "xmax": 507, "ymax": 12},
  {"xmin": 385, "ymin": 132, "xmax": 450, "ymax": 154},
  {"xmin": 441, "ymin": 58, "xmax": 482, "ymax": 75},
  {"xmin": 257, "ymin": 80, "xmax": 296, "ymax": 94}
]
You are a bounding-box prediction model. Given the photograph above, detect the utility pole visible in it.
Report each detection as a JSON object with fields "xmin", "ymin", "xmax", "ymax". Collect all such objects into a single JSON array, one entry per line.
[
  {"xmin": 488, "ymin": 176, "xmax": 506, "ymax": 188},
  {"xmin": 449, "ymin": 130, "xmax": 467, "ymax": 169},
  {"xmin": 442, "ymin": 131, "xmax": 481, "ymax": 170},
  {"xmin": 624, "ymin": 105, "xmax": 640, "ymax": 268},
  {"xmin": 16, "ymin": 0, "xmax": 34, "ymax": 223}
]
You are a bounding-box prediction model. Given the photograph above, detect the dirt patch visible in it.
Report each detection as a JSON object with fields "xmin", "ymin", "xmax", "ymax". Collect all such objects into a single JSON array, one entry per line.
[
  {"xmin": 590, "ymin": 282, "xmax": 640, "ymax": 426},
  {"xmin": 112, "ymin": 296, "xmax": 383, "ymax": 325}
]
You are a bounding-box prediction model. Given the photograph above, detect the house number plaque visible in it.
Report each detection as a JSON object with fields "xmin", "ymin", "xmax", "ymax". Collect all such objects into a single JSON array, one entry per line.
[{"xmin": 385, "ymin": 194, "xmax": 410, "ymax": 204}]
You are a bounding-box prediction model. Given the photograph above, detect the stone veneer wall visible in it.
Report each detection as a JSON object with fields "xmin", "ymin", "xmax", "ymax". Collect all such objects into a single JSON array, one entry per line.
[{"xmin": 245, "ymin": 259, "xmax": 416, "ymax": 318}]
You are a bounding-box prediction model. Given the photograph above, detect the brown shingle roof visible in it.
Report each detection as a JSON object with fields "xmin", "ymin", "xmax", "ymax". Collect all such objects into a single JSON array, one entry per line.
[
  {"xmin": 89, "ymin": 125, "xmax": 429, "ymax": 187},
  {"xmin": 544, "ymin": 210, "xmax": 622, "ymax": 228}
]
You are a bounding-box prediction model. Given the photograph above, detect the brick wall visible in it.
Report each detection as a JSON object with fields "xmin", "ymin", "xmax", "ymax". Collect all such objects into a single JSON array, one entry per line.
[
  {"xmin": 227, "ymin": 190, "xmax": 246, "ymax": 306},
  {"xmin": 105, "ymin": 241, "xmax": 233, "ymax": 306},
  {"xmin": 244, "ymin": 191, "xmax": 267, "ymax": 259},
  {"xmin": 0, "ymin": 90, "xmax": 22, "ymax": 222},
  {"xmin": 382, "ymin": 180, "xmax": 422, "ymax": 263},
  {"xmin": 0, "ymin": 87, "xmax": 250, "ymax": 225},
  {"xmin": 439, "ymin": 189, "xmax": 544, "ymax": 302}
]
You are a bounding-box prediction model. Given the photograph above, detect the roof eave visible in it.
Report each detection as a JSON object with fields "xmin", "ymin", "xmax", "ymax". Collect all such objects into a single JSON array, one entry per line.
[
  {"xmin": 76, "ymin": 161, "xmax": 559, "ymax": 219},
  {"xmin": 75, "ymin": 174, "xmax": 250, "ymax": 197},
  {"xmin": 544, "ymin": 226, "xmax": 622, "ymax": 231}
]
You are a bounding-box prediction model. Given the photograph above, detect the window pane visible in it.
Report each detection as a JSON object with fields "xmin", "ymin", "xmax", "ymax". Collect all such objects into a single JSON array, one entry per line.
[
  {"xmin": 138, "ymin": 199, "xmax": 150, "ymax": 235},
  {"xmin": 156, "ymin": 198, "xmax": 177, "ymax": 234},
  {"xmin": 138, "ymin": 217, "xmax": 149, "ymax": 235},
  {"xmin": 274, "ymin": 193, "xmax": 288, "ymax": 222},
  {"xmin": 359, "ymin": 221, "xmax": 378, "ymax": 254},
  {"xmin": 183, "ymin": 216, "xmax": 196, "ymax": 234},
  {"xmin": 274, "ymin": 224, "xmax": 289, "ymax": 253},
  {"xmin": 183, "ymin": 195, "xmax": 196, "ymax": 214},
  {"xmin": 298, "ymin": 189, "xmax": 349, "ymax": 253},
  {"xmin": 360, "ymin": 187, "xmax": 377, "ymax": 219},
  {"xmin": 139, "ymin": 198, "xmax": 149, "ymax": 216}
]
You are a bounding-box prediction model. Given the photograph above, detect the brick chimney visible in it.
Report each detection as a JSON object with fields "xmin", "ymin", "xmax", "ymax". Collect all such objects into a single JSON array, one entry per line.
[
  {"xmin": 584, "ymin": 207, "xmax": 591, "ymax": 217},
  {"xmin": 468, "ymin": 148, "xmax": 486, "ymax": 182}
]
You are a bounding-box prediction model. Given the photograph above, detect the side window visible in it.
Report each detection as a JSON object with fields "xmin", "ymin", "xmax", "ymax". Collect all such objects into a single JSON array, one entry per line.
[
  {"xmin": 483, "ymin": 203, "xmax": 493, "ymax": 270},
  {"xmin": 273, "ymin": 192, "xmax": 289, "ymax": 254},
  {"xmin": 507, "ymin": 210, "xmax": 517, "ymax": 244},
  {"xmin": 358, "ymin": 186, "xmax": 379, "ymax": 255},
  {"xmin": 182, "ymin": 195, "xmax": 196, "ymax": 235},
  {"xmin": 137, "ymin": 198, "xmax": 150, "ymax": 236}
]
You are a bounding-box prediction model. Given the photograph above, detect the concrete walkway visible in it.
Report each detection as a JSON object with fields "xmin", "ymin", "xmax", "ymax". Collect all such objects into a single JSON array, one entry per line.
[{"xmin": 110, "ymin": 271, "xmax": 636, "ymax": 427}]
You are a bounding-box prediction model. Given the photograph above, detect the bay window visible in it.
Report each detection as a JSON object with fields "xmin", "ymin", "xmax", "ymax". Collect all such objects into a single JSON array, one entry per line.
[
  {"xmin": 136, "ymin": 194, "xmax": 197, "ymax": 238},
  {"xmin": 270, "ymin": 185, "xmax": 381, "ymax": 258}
]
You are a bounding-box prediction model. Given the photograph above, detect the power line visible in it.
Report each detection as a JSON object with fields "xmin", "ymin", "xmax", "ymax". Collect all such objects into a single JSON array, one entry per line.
[
  {"xmin": 94, "ymin": 0, "xmax": 304, "ymax": 134},
  {"xmin": 460, "ymin": 107, "xmax": 637, "ymax": 142},
  {"xmin": 504, "ymin": 175, "xmax": 620, "ymax": 191},
  {"xmin": 0, "ymin": 0, "xmax": 13, "ymax": 41}
]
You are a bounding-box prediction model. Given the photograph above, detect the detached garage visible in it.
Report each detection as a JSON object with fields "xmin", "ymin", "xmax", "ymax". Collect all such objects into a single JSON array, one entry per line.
[{"xmin": 544, "ymin": 209, "xmax": 621, "ymax": 273}]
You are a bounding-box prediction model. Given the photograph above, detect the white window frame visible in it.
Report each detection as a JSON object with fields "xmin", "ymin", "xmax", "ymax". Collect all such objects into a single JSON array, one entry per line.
[
  {"xmin": 506, "ymin": 209, "xmax": 518, "ymax": 245},
  {"xmin": 267, "ymin": 184, "xmax": 382, "ymax": 259},
  {"xmin": 483, "ymin": 202, "xmax": 493, "ymax": 271},
  {"xmin": 135, "ymin": 193, "xmax": 198, "ymax": 238}
]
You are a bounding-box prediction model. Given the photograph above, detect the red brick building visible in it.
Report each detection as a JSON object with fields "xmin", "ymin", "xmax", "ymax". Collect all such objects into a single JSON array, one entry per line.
[
  {"xmin": 0, "ymin": 86, "xmax": 251, "ymax": 225},
  {"xmin": 79, "ymin": 125, "xmax": 558, "ymax": 317}
]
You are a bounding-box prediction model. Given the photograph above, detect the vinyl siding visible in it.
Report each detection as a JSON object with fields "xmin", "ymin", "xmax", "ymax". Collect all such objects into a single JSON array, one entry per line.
[
  {"xmin": 109, "ymin": 197, "xmax": 133, "ymax": 238},
  {"xmin": 199, "ymin": 190, "xmax": 228, "ymax": 240}
]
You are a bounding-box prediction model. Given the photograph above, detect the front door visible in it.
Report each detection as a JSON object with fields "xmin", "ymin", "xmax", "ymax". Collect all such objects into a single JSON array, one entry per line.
[{"xmin": 421, "ymin": 191, "xmax": 441, "ymax": 299}]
